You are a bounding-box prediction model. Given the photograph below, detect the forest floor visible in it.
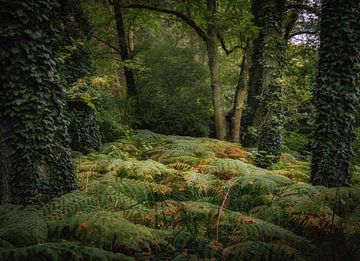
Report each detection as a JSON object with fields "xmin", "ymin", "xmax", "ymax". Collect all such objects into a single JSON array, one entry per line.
[{"xmin": 1, "ymin": 130, "xmax": 360, "ymax": 260}]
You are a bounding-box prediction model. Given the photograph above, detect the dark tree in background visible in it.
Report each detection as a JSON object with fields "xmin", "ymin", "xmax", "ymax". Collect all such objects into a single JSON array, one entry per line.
[
  {"xmin": 0, "ymin": 0, "xmax": 77, "ymax": 203},
  {"xmin": 311, "ymin": 0, "xmax": 360, "ymax": 187},
  {"xmin": 113, "ymin": 1, "xmax": 137, "ymax": 98}
]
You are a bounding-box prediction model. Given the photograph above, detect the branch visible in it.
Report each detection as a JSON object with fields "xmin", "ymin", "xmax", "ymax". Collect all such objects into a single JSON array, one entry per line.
[
  {"xmin": 286, "ymin": 4, "xmax": 321, "ymax": 16},
  {"xmin": 123, "ymin": 4, "xmax": 208, "ymax": 42},
  {"xmin": 289, "ymin": 30, "xmax": 317, "ymax": 39},
  {"xmin": 217, "ymin": 33, "xmax": 244, "ymax": 55},
  {"xmin": 92, "ymin": 34, "xmax": 120, "ymax": 53}
]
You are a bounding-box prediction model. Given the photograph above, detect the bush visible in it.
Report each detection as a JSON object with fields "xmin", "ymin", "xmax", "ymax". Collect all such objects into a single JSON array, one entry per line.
[
  {"xmin": 134, "ymin": 42, "xmax": 212, "ymax": 137},
  {"xmin": 283, "ymin": 131, "xmax": 310, "ymax": 155},
  {"xmin": 97, "ymin": 111, "xmax": 133, "ymax": 143}
]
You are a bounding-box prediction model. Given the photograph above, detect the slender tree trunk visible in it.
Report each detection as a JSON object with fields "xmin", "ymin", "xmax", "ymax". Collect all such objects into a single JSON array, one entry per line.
[
  {"xmin": 231, "ymin": 45, "xmax": 251, "ymax": 142},
  {"xmin": 113, "ymin": 1, "xmax": 136, "ymax": 97},
  {"xmin": 311, "ymin": 0, "xmax": 360, "ymax": 187},
  {"xmin": 207, "ymin": 0, "xmax": 227, "ymax": 140}
]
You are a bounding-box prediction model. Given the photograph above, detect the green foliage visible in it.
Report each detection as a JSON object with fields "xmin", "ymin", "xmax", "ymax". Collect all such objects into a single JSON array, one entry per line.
[
  {"xmin": 352, "ymin": 128, "xmax": 360, "ymax": 165},
  {"xmin": 48, "ymin": 210, "xmax": 169, "ymax": 253},
  {"xmin": 135, "ymin": 42, "xmax": 211, "ymax": 137},
  {"xmin": 0, "ymin": 205, "xmax": 47, "ymax": 247},
  {"xmin": 0, "ymin": 0, "xmax": 76, "ymax": 203},
  {"xmin": 66, "ymin": 78, "xmax": 102, "ymax": 153},
  {"xmin": 223, "ymin": 241, "xmax": 306, "ymax": 261},
  {"xmin": 68, "ymin": 101, "xmax": 101, "ymax": 153},
  {"xmin": 203, "ymin": 159, "xmax": 249, "ymax": 179},
  {"xmin": 0, "ymin": 241, "xmax": 133, "ymax": 261},
  {"xmin": 115, "ymin": 159, "xmax": 178, "ymax": 182},
  {"xmin": 281, "ymin": 45, "xmax": 316, "ymax": 135},
  {"xmin": 60, "ymin": 43, "xmax": 94, "ymax": 86},
  {"xmin": 283, "ymin": 131, "xmax": 310, "ymax": 157}
]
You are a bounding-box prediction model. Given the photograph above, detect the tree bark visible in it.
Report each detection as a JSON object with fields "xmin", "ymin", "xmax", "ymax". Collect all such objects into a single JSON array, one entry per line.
[
  {"xmin": 206, "ymin": 0, "xmax": 227, "ymax": 140},
  {"xmin": 311, "ymin": 0, "xmax": 360, "ymax": 187},
  {"xmin": 231, "ymin": 45, "xmax": 251, "ymax": 142},
  {"xmin": 113, "ymin": 1, "xmax": 137, "ymax": 97}
]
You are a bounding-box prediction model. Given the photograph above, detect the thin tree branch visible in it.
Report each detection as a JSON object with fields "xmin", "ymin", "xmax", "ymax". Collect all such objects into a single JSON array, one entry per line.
[
  {"xmin": 123, "ymin": 4, "xmax": 208, "ymax": 42},
  {"xmin": 92, "ymin": 34, "xmax": 121, "ymax": 53},
  {"xmin": 217, "ymin": 33, "xmax": 244, "ymax": 55},
  {"xmin": 289, "ymin": 30, "xmax": 317, "ymax": 39}
]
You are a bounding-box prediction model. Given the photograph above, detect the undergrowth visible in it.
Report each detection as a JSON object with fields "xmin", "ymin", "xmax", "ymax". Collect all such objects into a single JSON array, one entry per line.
[{"xmin": 1, "ymin": 130, "xmax": 360, "ymax": 260}]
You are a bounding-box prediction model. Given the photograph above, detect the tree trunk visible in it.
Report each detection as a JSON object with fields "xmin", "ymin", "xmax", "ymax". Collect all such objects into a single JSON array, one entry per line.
[
  {"xmin": 113, "ymin": 1, "xmax": 137, "ymax": 97},
  {"xmin": 231, "ymin": 45, "xmax": 251, "ymax": 142},
  {"xmin": 311, "ymin": 0, "xmax": 360, "ymax": 187},
  {"xmin": 207, "ymin": 0, "xmax": 227, "ymax": 140},
  {"xmin": 0, "ymin": 0, "xmax": 77, "ymax": 204}
]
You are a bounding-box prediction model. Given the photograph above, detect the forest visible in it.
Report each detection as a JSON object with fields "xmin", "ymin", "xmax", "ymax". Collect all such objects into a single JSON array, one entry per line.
[{"xmin": 0, "ymin": 0, "xmax": 360, "ymax": 260}]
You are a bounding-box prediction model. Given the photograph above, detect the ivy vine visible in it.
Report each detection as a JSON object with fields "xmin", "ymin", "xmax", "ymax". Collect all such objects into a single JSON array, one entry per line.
[
  {"xmin": 0, "ymin": 0, "xmax": 77, "ymax": 203},
  {"xmin": 311, "ymin": 0, "xmax": 360, "ymax": 187}
]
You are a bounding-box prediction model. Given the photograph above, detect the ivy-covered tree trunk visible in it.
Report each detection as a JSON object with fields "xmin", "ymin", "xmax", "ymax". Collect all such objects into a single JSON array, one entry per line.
[
  {"xmin": 0, "ymin": 0, "xmax": 77, "ymax": 203},
  {"xmin": 113, "ymin": 1, "xmax": 137, "ymax": 98},
  {"xmin": 207, "ymin": 0, "xmax": 227, "ymax": 140},
  {"xmin": 311, "ymin": 0, "xmax": 360, "ymax": 187},
  {"xmin": 243, "ymin": 0, "xmax": 286, "ymax": 167}
]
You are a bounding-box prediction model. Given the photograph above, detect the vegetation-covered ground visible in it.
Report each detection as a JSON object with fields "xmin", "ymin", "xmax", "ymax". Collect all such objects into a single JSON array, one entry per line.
[{"xmin": 1, "ymin": 130, "xmax": 360, "ymax": 260}]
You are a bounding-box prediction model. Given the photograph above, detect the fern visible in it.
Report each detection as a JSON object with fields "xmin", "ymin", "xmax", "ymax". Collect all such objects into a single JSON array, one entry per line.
[
  {"xmin": 157, "ymin": 140, "xmax": 215, "ymax": 162},
  {"xmin": 250, "ymin": 205, "xmax": 289, "ymax": 225},
  {"xmin": 316, "ymin": 185, "xmax": 360, "ymax": 214},
  {"xmin": 183, "ymin": 172, "xmax": 221, "ymax": 194},
  {"xmin": 76, "ymin": 156, "xmax": 109, "ymax": 174},
  {"xmin": 43, "ymin": 191, "xmax": 98, "ymax": 221},
  {"xmin": 227, "ymin": 174, "xmax": 292, "ymax": 212},
  {"xmin": 0, "ymin": 241, "xmax": 134, "ymax": 261},
  {"xmin": 86, "ymin": 177, "xmax": 172, "ymax": 206},
  {"xmin": 48, "ymin": 210, "xmax": 169, "ymax": 253},
  {"xmin": 115, "ymin": 158, "xmax": 179, "ymax": 182},
  {"xmin": 203, "ymin": 159, "xmax": 249, "ymax": 179},
  {"xmin": 222, "ymin": 241, "xmax": 307, "ymax": 261},
  {"xmin": 0, "ymin": 205, "xmax": 48, "ymax": 247}
]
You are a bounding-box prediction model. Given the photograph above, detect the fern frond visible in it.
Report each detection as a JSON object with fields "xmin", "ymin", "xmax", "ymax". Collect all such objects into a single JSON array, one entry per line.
[
  {"xmin": 48, "ymin": 210, "xmax": 169, "ymax": 253},
  {"xmin": 203, "ymin": 159, "xmax": 249, "ymax": 179},
  {"xmin": 100, "ymin": 143, "xmax": 129, "ymax": 160},
  {"xmin": 183, "ymin": 172, "xmax": 220, "ymax": 194},
  {"xmin": 87, "ymin": 177, "xmax": 172, "ymax": 205},
  {"xmin": 227, "ymin": 174, "xmax": 292, "ymax": 212},
  {"xmin": 43, "ymin": 191, "xmax": 98, "ymax": 221},
  {"xmin": 0, "ymin": 241, "xmax": 134, "ymax": 261},
  {"xmin": 115, "ymin": 159, "xmax": 178, "ymax": 182},
  {"xmin": 157, "ymin": 140, "xmax": 215, "ymax": 162},
  {"xmin": 0, "ymin": 204, "xmax": 47, "ymax": 247},
  {"xmin": 230, "ymin": 219, "xmax": 312, "ymax": 252},
  {"xmin": 344, "ymin": 205, "xmax": 360, "ymax": 259},
  {"xmin": 222, "ymin": 241, "xmax": 307, "ymax": 261},
  {"xmin": 316, "ymin": 185, "xmax": 360, "ymax": 214}
]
